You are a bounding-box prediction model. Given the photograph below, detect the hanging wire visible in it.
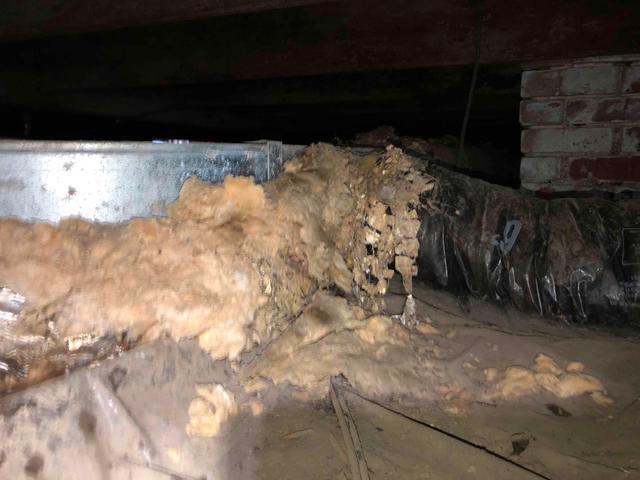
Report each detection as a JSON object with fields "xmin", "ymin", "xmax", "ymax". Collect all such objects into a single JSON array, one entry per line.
[{"xmin": 457, "ymin": 0, "xmax": 484, "ymax": 164}]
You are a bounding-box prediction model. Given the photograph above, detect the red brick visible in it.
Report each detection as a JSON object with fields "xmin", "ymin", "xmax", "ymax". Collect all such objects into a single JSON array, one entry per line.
[
  {"xmin": 626, "ymin": 98, "xmax": 640, "ymax": 122},
  {"xmin": 623, "ymin": 126, "xmax": 640, "ymax": 152},
  {"xmin": 521, "ymin": 60, "xmax": 640, "ymax": 192},
  {"xmin": 623, "ymin": 65, "xmax": 640, "ymax": 93},
  {"xmin": 568, "ymin": 156, "xmax": 640, "ymax": 182},
  {"xmin": 521, "ymin": 70, "xmax": 560, "ymax": 98},
  {"xmin": 560, "ymin": 65, "xmax": 621, "ymax": 95},
  {"xmin": 521, "ymin": 155, "xmax": 640, "ymax": 192},
  {"xmin": 519, "ymin": 100, "xmax": 563, "ymax": 125},
  {"xmin": 522, "ymin": 127, "xmax": 614, "ymax": 154},
  {"xmin": 566, "ymin": 98, "xmax": 624, "ymax": 125}
]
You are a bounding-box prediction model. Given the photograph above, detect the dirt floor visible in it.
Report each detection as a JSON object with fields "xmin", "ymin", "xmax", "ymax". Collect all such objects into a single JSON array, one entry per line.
[
  {"xmin": 1, "ymin": 281, "xmax": 638, "ymax": 480},
  {"xmin": 377, "ymin": 284, "xmax": 640, "ymax": 480},
  {"xmin": 255, "ymin": 282, "xmax": 640, "ymax": 480}
]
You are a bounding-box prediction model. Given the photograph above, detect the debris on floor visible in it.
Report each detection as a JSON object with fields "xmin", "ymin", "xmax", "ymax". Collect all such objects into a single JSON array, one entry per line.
[
  {"xmin": 482, "ymin": 352, "xmax": 611, "ymax": 405},
  {"xmin": 186, "ymin": 384, "xmax": 239, "ymax": 438}
]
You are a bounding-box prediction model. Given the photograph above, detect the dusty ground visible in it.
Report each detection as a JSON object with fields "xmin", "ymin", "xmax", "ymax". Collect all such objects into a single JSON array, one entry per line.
[
  {"xmin": 1, "ymin": 282, "xmax": 638, "ymax": 479},
  {"xmin": 253, "ymin": 283, "xmax": 640, "ymax": 480},
  {"xmin": 377, "ymin": 283, "xmax": 640, "ymax": 479}
]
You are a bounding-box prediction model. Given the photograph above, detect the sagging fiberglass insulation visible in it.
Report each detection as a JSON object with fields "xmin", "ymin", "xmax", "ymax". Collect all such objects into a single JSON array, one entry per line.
[
  {"xmin": 0, "ymin": 143, "xmax": 622, "ymax": 441},
  {"xmin": 0, "ymin": 144, "xmax": 429, "ymax": 392}
]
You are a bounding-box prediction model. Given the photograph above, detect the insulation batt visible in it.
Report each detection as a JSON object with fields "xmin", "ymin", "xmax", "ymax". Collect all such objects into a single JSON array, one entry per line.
[{"xmin": 0, "ymin": 144, "xmax": 431, "ymax": 388}]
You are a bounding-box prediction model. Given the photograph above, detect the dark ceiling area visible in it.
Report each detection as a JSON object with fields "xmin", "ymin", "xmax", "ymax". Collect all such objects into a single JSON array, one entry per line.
[
  {"xmin": 0, "ymin": 0, "xmax": 639, "ymax": 163},
  {"xmin": 0, "ymin": 65, "xmax": 522, "ymax": 146}
]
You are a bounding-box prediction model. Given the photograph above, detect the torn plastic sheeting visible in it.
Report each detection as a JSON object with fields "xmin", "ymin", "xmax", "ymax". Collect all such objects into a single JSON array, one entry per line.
[
  {"xmin": 416, "ymin": 166, "xmax": 640, "ymax": 326},
  {"xmin": 0, "ymin": 287, "xmax": 36, "ymax": 378},
  {"xmin": 0, "ymin": 285, "xmax": 127, "ymax": 391}
]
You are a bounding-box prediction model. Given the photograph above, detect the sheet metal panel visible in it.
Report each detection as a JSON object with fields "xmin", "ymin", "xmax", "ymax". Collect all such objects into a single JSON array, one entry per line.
[{"xmin": 0, "ymin": 140, "xmax": 283, "ymax": 223}]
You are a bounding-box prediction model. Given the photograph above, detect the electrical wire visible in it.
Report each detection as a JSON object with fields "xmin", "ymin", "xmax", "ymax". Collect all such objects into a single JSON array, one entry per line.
[
  {"xmin": 339, "ymin": 382, "xmax": 553, "ymax": 480},
  {"xmin": 457, "ymin": 0, "xmax": 484, "ymax": 164}
]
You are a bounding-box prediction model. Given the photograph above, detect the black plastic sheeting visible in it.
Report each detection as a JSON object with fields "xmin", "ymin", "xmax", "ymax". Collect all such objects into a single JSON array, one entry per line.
[{"xmin": 417, "ymin": 166, "xmax": 640, "ymax": 327}]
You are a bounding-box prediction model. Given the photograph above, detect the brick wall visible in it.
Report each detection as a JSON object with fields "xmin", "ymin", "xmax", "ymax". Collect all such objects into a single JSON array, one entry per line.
[{"xmin": 520, "ymin": 56, "xmax": 640, "ymax": 193}]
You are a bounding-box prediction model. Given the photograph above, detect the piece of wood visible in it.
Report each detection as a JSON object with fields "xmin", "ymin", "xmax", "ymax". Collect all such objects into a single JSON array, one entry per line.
[{"xmin": 330, "ymin": 376, "xmax": 371, "ymax": 480}]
